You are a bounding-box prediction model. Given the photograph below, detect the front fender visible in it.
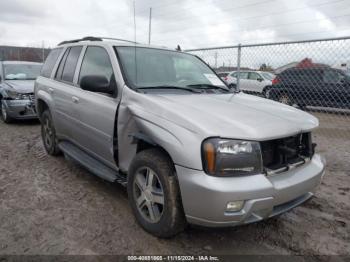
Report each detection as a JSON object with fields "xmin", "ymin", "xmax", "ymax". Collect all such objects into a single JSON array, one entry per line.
[{"xmin": 118, "ymin": 103, "xmax": 203, "ymax": 173}]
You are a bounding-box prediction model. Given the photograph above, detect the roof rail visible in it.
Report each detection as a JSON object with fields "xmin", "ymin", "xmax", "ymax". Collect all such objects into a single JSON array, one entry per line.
[
  {"xmin": 58, "ymin": 36, "xmax": 138, "ymax": 46},
  {"xmin": 97, "ymin": 37, "xmax": 139, "ymax": 44},
  {"xmin": 58, "ymin": 36, "xmax": 102, "ymax": 46}
]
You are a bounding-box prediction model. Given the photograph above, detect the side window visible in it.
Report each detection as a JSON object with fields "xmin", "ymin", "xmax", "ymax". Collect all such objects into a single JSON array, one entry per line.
[
  {"xmin": 231, "ymin": 72, "xmax": 237, "ymax": 77},
  {"xmin": 323, "ymin": 70, "xmax": 342, "ymax": 84},
  {"xmin": 55, "ymin": 48, "xmax": 70, "ymax": 80},
  {"xmin": 41, "ymin": 48, "xmax": 63, "ymax": 78},
  {"xmin": 239, "ymin": 72, "xmax": 249, "ymax": 79},
  {"xmin": 79, "ymin": 46, "xmax": 114, "ymax": 85},
  {"xmin": 248, "ymin": 72, "xmax": 260, "ymax": 80},
  {"xmin": 61, "ymin": 46, "xmax": 82, "ymax": 82}
]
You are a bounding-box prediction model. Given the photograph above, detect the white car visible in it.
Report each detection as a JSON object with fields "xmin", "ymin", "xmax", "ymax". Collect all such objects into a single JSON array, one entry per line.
[{"xmin": 226, "ymin": 71, "xmax": 275, "ymax": 97}]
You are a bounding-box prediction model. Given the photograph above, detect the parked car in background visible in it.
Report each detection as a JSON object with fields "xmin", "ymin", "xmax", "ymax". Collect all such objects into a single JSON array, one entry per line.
[
  {"xmin": 35, "ymin": 37, "xmax": 324, "ymax": 237},
  {"xmin": 0, "ymin": 61, "xmax": 42, "ymax": 123},
  {"xmin": 226, "ymin": 70, "xmax": 275, "ymax": 97},
  {"xmin": 217, "ymin": 71, "xmax": 230, "ymax": 81},
  {"xmin": 267, "ymin": 67, "xmax": 350, "ymax": 109}
]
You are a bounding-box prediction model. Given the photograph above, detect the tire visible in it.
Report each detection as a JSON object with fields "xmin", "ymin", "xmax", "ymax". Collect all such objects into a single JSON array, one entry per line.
[
  {"xmin": 127, "ymin": 148, "xmax": 186, "ymax": 238},
  {"xmin": 0, "ymin": 99, "xmax": 13, "ymax": 124},
  {"xmin": 262, "ymin": 86, "xmax": 271, "ymax": 98},
  {"xmin": 41, "ymin": 110, "xmax": 61, "ymax": 156},
  {"xmin": 278, "ymin": 93, "xmax": 292, "ymax": 106}
]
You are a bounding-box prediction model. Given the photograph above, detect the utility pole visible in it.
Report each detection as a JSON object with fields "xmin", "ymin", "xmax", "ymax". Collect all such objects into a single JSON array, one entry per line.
[
  {"xmin": 214, "ymin": 52, "xmax": 218, "ymax": 69},
  {"xmin": 148, "ymin": 7, "xmax": 152, "ymax": 45},
  {"xmin": 42, "ymin": 40, "xmax": 45, "ymax": 62}
]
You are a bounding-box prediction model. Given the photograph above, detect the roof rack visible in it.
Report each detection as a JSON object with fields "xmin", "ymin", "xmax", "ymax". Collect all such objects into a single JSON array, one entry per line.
[{"xmin": 58, "ymin": 36, "xmax": 138, "ymax": 46}]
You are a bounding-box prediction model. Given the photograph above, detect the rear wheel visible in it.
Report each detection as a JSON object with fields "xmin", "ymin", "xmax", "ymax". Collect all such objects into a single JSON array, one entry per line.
[
  {"xmin": 127, "ymin": 148, "xmax": 186, "ymax": 238},
  {"xmin": 41, "ymin": 110, "xmax": 61, "ymax": 156},
  {"xmin": 0, "ymin": 99, "xmax": 13, "ymax": 123}
]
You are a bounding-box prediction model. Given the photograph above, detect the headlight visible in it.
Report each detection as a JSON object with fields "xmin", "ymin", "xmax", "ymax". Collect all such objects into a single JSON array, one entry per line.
[
  {"xmin": 6, "ymin": 90, "xmax": 29, "ymax": 100},
  {"xmin": 202, "ymin": 138, "xmax": 263, "ymax": 176}
]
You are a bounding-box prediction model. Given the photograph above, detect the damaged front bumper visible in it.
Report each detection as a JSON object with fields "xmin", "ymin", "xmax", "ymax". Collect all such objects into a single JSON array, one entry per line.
[
  {"xmin": 176, "ymin": 154, "xmax": 325, "ymax": 227},
  {"xmin": 2, "ymin": 99, "xmax": 37, "ymax": 119}
]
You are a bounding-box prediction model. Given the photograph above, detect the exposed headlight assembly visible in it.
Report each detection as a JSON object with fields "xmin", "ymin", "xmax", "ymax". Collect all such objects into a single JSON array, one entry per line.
[
  {"xmin": 6, "ymin": 90, "xmax": 29, "ymax": 100},
  {"xmin": 202, "ymin": 138, "xmax": 263, "ymax": 176}
]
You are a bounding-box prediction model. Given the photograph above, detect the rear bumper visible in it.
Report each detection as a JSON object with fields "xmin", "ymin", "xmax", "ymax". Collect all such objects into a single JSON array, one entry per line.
[
  {"xmin": 176, "ymin": 154, "xmax": 325, "ymax": 227},
  {"xmin": 3, "ymin": 99, "xmax": 37, "ymax": 119}
]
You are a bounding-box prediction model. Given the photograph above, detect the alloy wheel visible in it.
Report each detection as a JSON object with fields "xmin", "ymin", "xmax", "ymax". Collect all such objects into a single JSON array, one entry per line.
[
  {"xmin": 43, "ymin": 117, "xmax": 54, "ymax": 149},
  {"xmin": 133, "ymin": 167, "xmax": 165, "ymax": 223}
]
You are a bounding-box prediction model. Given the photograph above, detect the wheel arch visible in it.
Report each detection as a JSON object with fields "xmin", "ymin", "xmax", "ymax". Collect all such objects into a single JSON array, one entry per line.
[{"xmin": 36, "ymin": 98, "xmax": 50, "ymax": 119}]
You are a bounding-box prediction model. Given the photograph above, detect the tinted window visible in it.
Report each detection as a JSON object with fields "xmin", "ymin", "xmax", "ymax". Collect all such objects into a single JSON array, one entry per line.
[
  {"xmin": 239, "ymin": 72, "xmax": 249, "ymax": 79},
  {"xmin": 61, "ymin": 46, "xmax": 82, "ymax": 82},
  {"xmin": 323, "ymin": 69, "xmax": 342, "ymax": 84},
  {"xmin": 41, "ymin": 48, "xmax": 62, "ymax": 78},
  {"xmin": 55, "ymin": 48, "xmax": 70, "ymax": 80},
  {"xmin": 79, "ymin": 47, "xmax": 114, "ymax": 85},
  {"xmin": 248, "ymin": 72, "xmax": 260, "ymax": 80}
]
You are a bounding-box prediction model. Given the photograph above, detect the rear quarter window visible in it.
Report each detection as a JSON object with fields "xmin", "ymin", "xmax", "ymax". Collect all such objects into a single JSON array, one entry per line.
[{"xmin": 41, "ymin": 48, "xmax": 63, "ymax": 78}]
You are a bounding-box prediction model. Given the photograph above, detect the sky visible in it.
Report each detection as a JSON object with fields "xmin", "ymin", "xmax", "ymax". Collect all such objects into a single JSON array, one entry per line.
[{"xmin": 0, "ymin": 0, "xmax": 350, "ymax": 50}]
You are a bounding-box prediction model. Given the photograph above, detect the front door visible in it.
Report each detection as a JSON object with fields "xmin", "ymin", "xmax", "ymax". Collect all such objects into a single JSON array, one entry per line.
[{"xmin": 72, "ymin": 46, "xmax": 119, "ymax": 167}]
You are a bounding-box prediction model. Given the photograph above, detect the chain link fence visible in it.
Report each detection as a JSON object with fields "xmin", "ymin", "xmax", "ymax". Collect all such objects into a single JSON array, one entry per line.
[{"xmin": 186, "ymin": 37, "xmax": 350, "ymax": 144}]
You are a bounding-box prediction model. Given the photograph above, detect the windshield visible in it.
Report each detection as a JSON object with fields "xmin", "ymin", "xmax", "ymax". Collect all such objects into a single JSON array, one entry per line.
[
  {"xmin": 4, "ymin": 64, "xmax": 42, "ymax": 80},
  {"xmin": 261, "ymin": 72, "xmax": 275, "ymax": 80},
  {"xmin": 116, "ymin": 47, "xmax": 226, "ymax": 90}
]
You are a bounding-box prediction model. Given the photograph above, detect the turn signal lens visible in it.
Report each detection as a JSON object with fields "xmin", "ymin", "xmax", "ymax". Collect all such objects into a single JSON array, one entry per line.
[{"xmin": 203, "ymin": 142, "xmax": 216, "ymax": 174}]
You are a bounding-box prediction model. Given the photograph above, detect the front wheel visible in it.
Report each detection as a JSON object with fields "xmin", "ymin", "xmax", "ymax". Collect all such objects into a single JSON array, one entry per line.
[
  {"xmin": 262, "ymin": 86, "xmax": 271, "ymax": 98},
  {"xmin": 1, "ymin": 99, "xmax": 13, "ymax": 123},
  {"xmin": 278, "ymin": 93, "xmax": 292, "ymax": 106},
  {"xmin": 41, "ymin": 110, "xmax": 61, "ymax": 156},
  {"xmin": 127, "ymin": 148, "xmax": 186, "ymax": 238}
]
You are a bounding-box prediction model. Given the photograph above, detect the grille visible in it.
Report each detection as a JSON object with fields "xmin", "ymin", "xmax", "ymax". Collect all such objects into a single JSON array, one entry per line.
[
  {"xmin": 261, "ymin": 132, "xmax": 315, "ymax": 175},
  {"xmin": 29, "ymin": 93, "xmax": 35, "ymax": 103}
]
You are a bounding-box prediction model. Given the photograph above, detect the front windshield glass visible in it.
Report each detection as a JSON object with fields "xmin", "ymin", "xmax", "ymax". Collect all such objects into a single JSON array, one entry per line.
[
  {"xmin": 4, "ymin": 64, "xmax": 42, "ymax": 80},
  {"xmin": 261, "ymin": 72, "xmax": 275, "ymax": 80},
  {"xmin": 116, "ymin": 47, "xmax": 226, "ymax": 89}
]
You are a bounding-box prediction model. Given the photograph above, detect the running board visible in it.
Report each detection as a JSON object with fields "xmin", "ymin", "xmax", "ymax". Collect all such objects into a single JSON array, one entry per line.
[{"xmin": 58, "ymin": 141, "xmax": 127, "ymax": 186}]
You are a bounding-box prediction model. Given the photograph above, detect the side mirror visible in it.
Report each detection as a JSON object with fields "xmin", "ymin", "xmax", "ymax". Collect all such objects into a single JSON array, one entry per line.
[
  {"xmin": 257, "ymin": 78, "xmax": 263, "ymax": 82},
  {"xmin": 80, "ymin": 75, "xmax": 114, "ymax": 94}
]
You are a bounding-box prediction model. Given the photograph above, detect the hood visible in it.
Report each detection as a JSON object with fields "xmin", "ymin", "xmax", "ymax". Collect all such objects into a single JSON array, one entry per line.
[
  {"xmin": 3, "ymin": 80, "xmax": 35, "ymax": 93},
  {"xmin": 137, "ymin": 92, "xmax": 319, "ymax": 141}
]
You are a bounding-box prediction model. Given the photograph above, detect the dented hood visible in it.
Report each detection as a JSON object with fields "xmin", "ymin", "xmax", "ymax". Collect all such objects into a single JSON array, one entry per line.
[
  {"xmin": 136, "ymin": 92, "xmax": 319, "ymax": 141},
  {"xmin": 4, "ymin": 80, "xmax": 35, "ymax": 93}
]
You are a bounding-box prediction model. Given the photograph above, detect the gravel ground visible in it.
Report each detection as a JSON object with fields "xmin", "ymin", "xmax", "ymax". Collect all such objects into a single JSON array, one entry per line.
[{"xmin": 0, "ymin": 112, "xmax": 349, "ymax": 256}]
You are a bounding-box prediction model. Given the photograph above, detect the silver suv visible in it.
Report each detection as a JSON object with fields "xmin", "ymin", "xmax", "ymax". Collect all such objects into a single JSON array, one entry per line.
[{"xmin": 35, "ymin": 37, "xmax": 325, "ymax": 237}]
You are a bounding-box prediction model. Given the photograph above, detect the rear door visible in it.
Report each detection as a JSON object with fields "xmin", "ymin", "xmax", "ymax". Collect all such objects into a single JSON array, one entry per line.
[
  {"xmin": 321, "ymin": 69, "xmax": 348, "ymax": 108},
  {"xmin": 247, "ymin": 72, "xmax": 266, "ymax": 93},
  {"xmin": 51, "ymin": 46, "xmax": 83, "ymax": 140},
  {"xmin": 72, "ymin": 46, "xmax": 119, "ymax": 166},
  {"xmin": 236, "ymin": 72, "xmax": 249, "ymax": 91}
]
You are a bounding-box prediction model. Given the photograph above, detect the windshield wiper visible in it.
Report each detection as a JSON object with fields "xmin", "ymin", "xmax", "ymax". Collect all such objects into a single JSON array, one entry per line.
[
  {"xmin": 137, "ymin": 85, "xmax": 201, "ymax": 93},
  {"xmin": 186, "ymin": 84, "xmax": 230, "ymax": 92}
]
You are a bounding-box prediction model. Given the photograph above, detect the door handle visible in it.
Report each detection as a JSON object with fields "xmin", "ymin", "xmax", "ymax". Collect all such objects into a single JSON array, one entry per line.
[
  {"xmin": 72, "ymin": 96, "xmax": 79, "ymax": 103},
  {"xmin": 48, "ymin": 87, "xmax": 54, "ymax": 94}
]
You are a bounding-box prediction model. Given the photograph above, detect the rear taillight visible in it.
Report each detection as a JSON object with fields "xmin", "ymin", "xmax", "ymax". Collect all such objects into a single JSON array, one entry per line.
[
  {"xmin": 224, "ymin": 76, "xmax": 228, "ymax": 81},
  {"xmin": 272, "ymin": 77, "xmax": 280, "ymax": 85}
]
